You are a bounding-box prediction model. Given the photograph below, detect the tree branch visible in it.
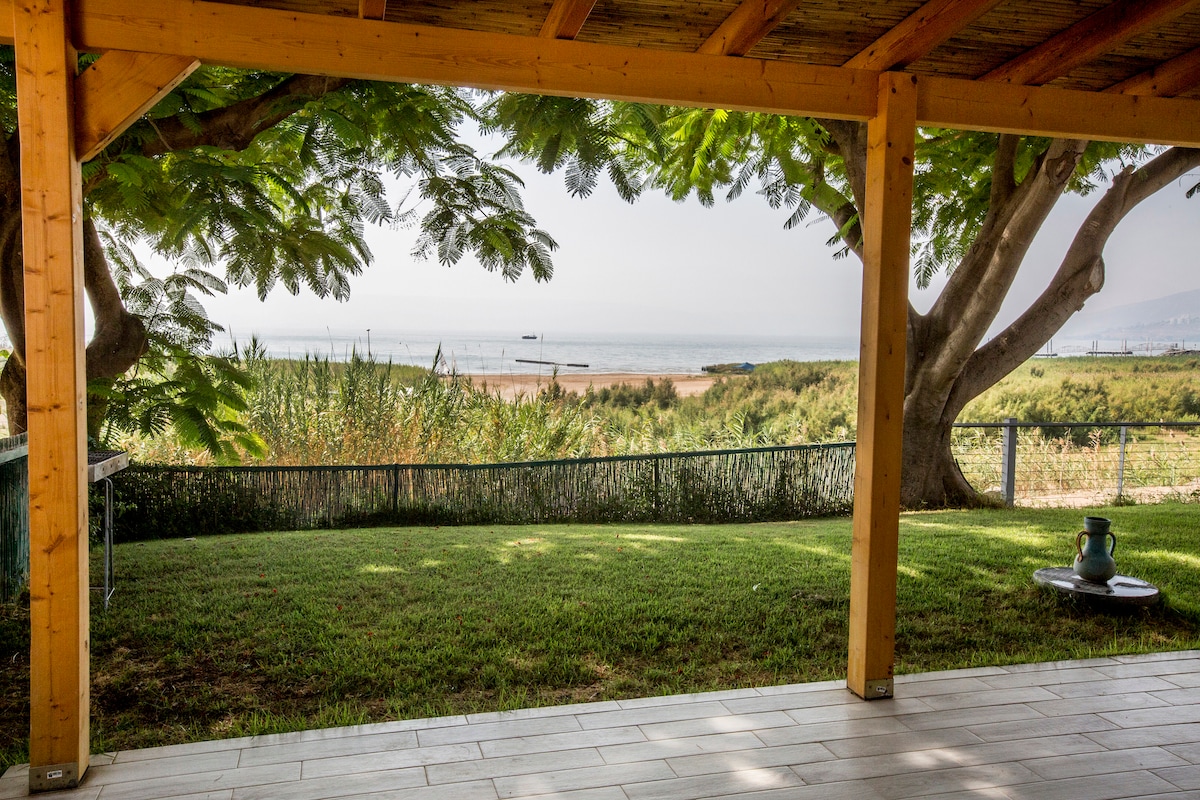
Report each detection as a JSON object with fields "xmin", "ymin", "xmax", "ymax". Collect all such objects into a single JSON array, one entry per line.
[
  {"xmin": 916, "ymin": 138, "xmax": 1086, "ymax": 395},
  {"xmin": 951, "ymin": 145, "xmax": 1200, "ymax": 412},
  {"xmin": 137, "ymin": 74, "xmax": 353, "ymax": 157},
  {"xmin": 989, "ymin": 133, "xmax": 1019, "ymax": 208}
]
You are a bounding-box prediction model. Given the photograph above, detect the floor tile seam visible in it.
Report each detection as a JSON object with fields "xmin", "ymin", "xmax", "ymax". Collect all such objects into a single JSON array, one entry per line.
[
  {"xmin": 465, "ymin": 703, "xmax": 624, "ymax": 725},
  {"xmin": 1148, "ymin": 764, "xmax": 1199, "ymax": 790},
  {"xmin": 1080, "ymin": 729, "xmax": 1135, "ymax": 751},
  {"xmin": 414, "ymin": 718, "xmax": 585, "ymax": 748},
  {"xmin": 1113, "ymin": 651, "xmax": 1200, "ymax": 664},
  {"xmin": 821, "ymin": 728, "xmax": 991, "ymax": 760},
  {"xmin": 426, "ymin": 746, "xmax": 611, "ymax": 785},
  {"xmin": 912, "ymin": 788, "xmax": 1019, "ymax": 800},
  {"xmin": 998, "ymin": 658, "xmax": 1121, "ymax": 673},
  {"xmin": 864, "ymin": 759, "xmax": 1048, "ymax": 792},
  {"xmin": 1016, "ymin": 745, "xmax": 1184, "ymax": 780},
  {"xmin": 234, "ymin": 732, "xmax": 425, "ymax": 769},
  {"xmin": 1147, "ymin": 688, "xmax": 1200, "ymax": 704},
  {"xmin": 1093, "ymin": 707, "xmax": 1193, "ymax": 729},
  {"xmin": 885, "ymin": 703, "xmax": 1048, "ymax": 735},
  {"xmin": 1161, "ymin": 675, "xmax": 1200, "ymax": 689},
  {"xmin": 1160, "ymin": 742, "xmax": 1200, "ymax": 763},
  {"xmin": 296, "ymin": 741, "xmax": 486, "ymax": 779}
]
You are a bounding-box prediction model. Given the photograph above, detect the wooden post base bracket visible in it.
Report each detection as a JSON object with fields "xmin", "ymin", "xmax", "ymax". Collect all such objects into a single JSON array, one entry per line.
[
  {"xmin": 29, "ymin": 762, "xmax": 81, "ymax": 792},
  {"xmin": 855, "ymin": 678, "xmax": 895, "ymax": 700}
]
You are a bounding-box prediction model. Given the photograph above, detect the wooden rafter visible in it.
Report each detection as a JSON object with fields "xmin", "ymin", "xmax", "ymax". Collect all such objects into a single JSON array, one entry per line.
[
  {"xmin": 843, "ymin": 0, "xmax": 1004, "ymax": 71},
  {"xmin": 75, "ymin": 51, "xmax": 199, "ymax": 161},
  {"xmin": 358, "ymin": 0, "xmax": 386, "ymax": 20},
  {"xmin": 983, "ymin": 0, "xmax": 1200, "ymax": 85},
  {"xmin": 696, "ymin": 0, "xmax": 803, "ymax": 56},
  {"xmin": 1108, "ymin": 46, "xmax": 1200, "ymax": 96},
  {"xmin": 540, "ymin": 0, "xmax": 596, "ymax": 40}
]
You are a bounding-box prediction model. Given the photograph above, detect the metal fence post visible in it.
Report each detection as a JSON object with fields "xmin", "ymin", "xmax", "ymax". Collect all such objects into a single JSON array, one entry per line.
[
  {"xmin": 1001, "ymin": 417, "xmax": 1017, "ymax": 507},
  {"xmin": 1117, "ymin": 425, "xmax": 1128, "ymax": 499}
]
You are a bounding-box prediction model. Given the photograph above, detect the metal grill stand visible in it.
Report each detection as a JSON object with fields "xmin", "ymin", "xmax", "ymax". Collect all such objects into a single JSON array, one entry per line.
[{"xmin": 88, "ymin": 450, "xmax": 128, "ymax": 609}]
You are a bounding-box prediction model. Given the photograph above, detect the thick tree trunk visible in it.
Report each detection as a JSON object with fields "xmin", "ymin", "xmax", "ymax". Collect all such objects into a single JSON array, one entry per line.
[
  {"xmin": 0, "ymin": 134, "xmax": 149, "ymax": 437},
  {"xmin": 822, "ymin": 122, "xmax": 1200, "ymax": 507}
]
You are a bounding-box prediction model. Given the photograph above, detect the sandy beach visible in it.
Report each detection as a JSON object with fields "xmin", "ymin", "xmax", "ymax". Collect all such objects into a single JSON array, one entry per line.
[{"xmin": 463, "ymin": 372, "xmax": 725, "ymax": 399}]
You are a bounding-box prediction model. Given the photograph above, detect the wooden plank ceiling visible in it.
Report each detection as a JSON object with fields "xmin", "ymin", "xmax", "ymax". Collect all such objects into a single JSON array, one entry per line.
[{"xmin": 255, "ymin": 0, "xmax": 1200, "ymax": 100}]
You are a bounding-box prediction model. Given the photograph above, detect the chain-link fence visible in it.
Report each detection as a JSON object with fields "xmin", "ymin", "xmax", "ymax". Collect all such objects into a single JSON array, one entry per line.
[{"xmin": 954, "ymin": 421, "xmax": 1200, "ymax": 507}]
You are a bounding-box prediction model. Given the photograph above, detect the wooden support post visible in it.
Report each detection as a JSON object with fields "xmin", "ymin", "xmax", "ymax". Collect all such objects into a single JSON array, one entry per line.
[
  {"xmin": 847, "ymin": 72, "xmax": 916, "ymax": 701},
  {"xmin": 14, "ymin": 0, "xmax": 90, "ymax": 790}
]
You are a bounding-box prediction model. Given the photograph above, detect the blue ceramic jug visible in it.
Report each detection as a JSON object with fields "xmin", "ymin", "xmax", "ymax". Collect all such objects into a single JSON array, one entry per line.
[{"xmin": 1074, "ymin": 516, "xmax": 1117, "ymax": 584}]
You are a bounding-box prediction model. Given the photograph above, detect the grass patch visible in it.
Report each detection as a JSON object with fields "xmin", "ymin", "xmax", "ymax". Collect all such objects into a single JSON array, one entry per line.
[{"xmin": 3, "ymin": 504, "xmax": 1200, "ymax": 768}]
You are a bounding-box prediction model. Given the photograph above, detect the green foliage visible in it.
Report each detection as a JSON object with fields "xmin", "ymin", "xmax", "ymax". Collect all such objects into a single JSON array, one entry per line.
[
  {"xmin": 97, "ymin": 345, "xmax": 264, "ymax": 464},
  {"xmin": 582, "ymin": 378, "xmax": 679, "ymax": 410},
  {"xmin": 481, "ymin": 94, "xmax": 665, "ymax": 202},
  {"xmin": 90, "ymin": 77, "xmax": 560, "ymax": 301},
  {"xmin": 485, "ymin": 98, "xmax": 1163, "ymax": 283},
  {"xmin": 582, "ymin": 361, "xmax": 858, "ymax": 454}
]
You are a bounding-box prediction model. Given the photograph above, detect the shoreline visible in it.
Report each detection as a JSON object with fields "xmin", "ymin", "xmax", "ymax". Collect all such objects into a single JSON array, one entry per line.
[{"xmin": 462, "ymin": 372, "xmax": 727, "ymax": 398}]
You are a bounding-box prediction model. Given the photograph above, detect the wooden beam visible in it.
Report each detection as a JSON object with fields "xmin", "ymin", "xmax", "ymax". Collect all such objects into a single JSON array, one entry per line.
[
  {"xmin": 844, "ymin": 0, "xmax": 1004, "ymax": 71},
  {"xmin": 982, "ymin": 0, "xmax": 1200, "ymax": 86},
  {"xmin": 919, "ymin": 74, "xmax": 1200, "ymax": 147},
  {"xmin": 846, "ymin": 71, "xmax": 916, "ymax": 702},
  {"xmin": 1108, "ymin": 46, "xmax": 1200, "ymax": 97},
  {"xmin": 358, "ymin": 0, "xmax": 385, "ymax": 21},
  {"xmin": 696, "ymin": 0, "xmax": 802, "ymax": 57},
  {"xmin": 539, "ymin": 0, "xmax": 596, "ymax": 40},
  {"xmin": 72, "ymin": 0, "xmax": 880, "ymax": 120},
  {"xmin": 75, "ymin": 50, "xmax": 199, "ymax": 162},
  {"xmin": 68, "ymin": 0, "xmax": 1200, "ymax": 146},
  {"xmin": 14, "ymin": 0, "xmax": 90, "ymax": 791}
]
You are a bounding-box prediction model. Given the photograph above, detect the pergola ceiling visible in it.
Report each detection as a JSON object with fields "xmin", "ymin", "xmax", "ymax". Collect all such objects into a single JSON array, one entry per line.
[{"xmin": 209, "ymin": 0, "xmax": 1200, "ymax": 99}]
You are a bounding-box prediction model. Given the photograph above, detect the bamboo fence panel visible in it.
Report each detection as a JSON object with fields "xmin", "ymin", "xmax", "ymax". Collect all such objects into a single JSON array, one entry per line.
[{"xmin": 108, "ymin": 443, "xmax": 855, "ymax": 540}]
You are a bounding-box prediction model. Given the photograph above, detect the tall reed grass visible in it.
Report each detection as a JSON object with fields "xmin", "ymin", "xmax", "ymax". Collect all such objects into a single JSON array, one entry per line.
[{"xmin": 238, "ymin": 342, "xmax": 600, "ymax": 465}]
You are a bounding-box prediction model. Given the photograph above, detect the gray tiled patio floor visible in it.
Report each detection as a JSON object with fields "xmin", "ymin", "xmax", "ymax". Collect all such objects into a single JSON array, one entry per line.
[{"xmin": 6, "ymin": 651, "xmax": 1200, "ymax": 799}]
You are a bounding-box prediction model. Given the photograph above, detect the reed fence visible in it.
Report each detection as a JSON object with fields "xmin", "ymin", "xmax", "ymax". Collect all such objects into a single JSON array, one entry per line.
[
  {"xmin": 108, "ymin": 443, "xmax": 856, "ymax": 540},
  {"xmin": 0, "ymin": 433, "xmax": 28, "ymax": 602}
]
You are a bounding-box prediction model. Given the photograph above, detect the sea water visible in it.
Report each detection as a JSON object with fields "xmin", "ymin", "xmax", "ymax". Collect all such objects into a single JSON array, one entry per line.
[{"xmin": 219, "ymin": 329, "xmax": 862, "ymax": 374}]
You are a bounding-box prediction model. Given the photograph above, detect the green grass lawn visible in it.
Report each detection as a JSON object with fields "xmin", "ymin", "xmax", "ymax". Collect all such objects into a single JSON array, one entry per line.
[{"xmin": 4, "ymin": 504, "xmax": 1200, "ymax": 769}]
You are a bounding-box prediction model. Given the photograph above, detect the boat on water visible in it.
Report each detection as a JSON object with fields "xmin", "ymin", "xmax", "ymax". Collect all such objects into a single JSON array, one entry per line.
[{"xmin": 521, "ymin": 334, "xmax": 538, "ymax": 340}]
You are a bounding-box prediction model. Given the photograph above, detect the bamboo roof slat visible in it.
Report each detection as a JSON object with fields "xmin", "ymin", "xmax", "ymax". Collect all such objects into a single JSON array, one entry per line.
[{"xmin": 378, "ymin": 0, "xmax": 553, "ymax": 37}]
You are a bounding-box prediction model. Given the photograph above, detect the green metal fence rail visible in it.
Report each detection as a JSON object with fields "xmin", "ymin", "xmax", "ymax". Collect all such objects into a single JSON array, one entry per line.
[
  {"xmin": 0, "ymin": 432, "xmax": 28, "ymax": 602},
  {"xmin": 110, "ymin": 443, "xmax": 856, "ymax": 540}
]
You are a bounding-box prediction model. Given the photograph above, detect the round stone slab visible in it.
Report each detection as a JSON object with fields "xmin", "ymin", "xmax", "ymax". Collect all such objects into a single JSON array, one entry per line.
[{"xmin": 1034, "ymin": 567, "xmax": 1160, "ymax": 606}]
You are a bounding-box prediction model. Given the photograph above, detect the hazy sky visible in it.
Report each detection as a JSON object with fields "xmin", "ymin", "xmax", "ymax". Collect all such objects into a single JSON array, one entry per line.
[{"xmin": 201, "ymin": 137, "xmax": 1200, "ymax": 343}]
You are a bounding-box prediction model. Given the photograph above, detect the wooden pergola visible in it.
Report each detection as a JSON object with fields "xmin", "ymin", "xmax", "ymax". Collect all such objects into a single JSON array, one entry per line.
[{"xmin": 5, "ymin": 0, "xmax": 1200, "ymax": 791}]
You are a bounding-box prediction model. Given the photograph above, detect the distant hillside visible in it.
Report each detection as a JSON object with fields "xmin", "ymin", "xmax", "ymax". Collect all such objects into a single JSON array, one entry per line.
[{"xmin": 1059, "ymin": 288, "xmax": 1200, "ymax": 343}]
